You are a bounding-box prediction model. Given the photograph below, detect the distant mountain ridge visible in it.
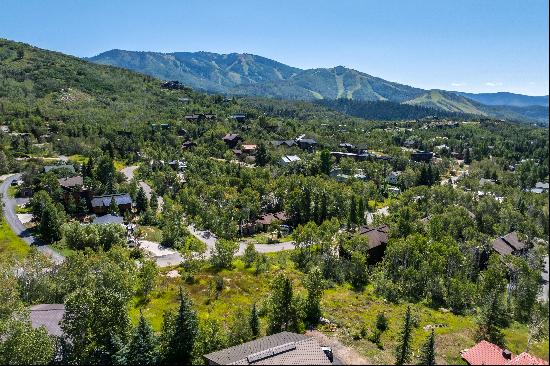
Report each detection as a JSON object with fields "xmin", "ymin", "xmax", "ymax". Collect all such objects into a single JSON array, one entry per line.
[
  {"xmin": 456, "ymin": 92, "xmax": 548, "ymax": 107},
  {"xmin": 87, "ymin": 50, "xmax": 548, "ymax": 124}
]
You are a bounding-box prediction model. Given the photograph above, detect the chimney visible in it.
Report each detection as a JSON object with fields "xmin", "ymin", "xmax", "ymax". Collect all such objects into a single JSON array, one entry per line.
[{"xmin": 502, "ymin": 349, "xmax": 512, "ymax": 360}]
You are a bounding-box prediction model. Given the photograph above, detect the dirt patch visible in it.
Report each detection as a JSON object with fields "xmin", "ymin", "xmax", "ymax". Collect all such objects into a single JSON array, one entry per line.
[{"xmin": 306, "ymin": 330, "xmax": 371, "ymax": 365}]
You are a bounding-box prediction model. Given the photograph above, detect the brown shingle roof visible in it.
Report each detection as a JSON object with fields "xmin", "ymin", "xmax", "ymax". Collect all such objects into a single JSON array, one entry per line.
[
  {"xmin": 58, "ymin": 175, "xmax": 83, "ymax": 188},
  {"xmin": 204, "ymin": 332, "xmax": 331, "ymax": 365},
  {"xmin": 492, "ymin": 232, "xmax": 526, "ymax": 256},
  {"xmin": 358, "ymin": 225, "xmax": 389, "ymax": 249}
]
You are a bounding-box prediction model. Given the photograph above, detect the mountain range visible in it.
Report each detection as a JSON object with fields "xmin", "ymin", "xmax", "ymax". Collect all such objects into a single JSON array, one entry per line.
[{"xmin": 87, "ymin": 50, "xmax": 548, "ymax": 124}]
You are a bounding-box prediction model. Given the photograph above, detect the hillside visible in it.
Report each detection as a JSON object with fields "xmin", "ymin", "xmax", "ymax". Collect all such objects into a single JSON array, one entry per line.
[{"xmin": 88, "ymin": 49, "xmax": 549, "ymax": 124}]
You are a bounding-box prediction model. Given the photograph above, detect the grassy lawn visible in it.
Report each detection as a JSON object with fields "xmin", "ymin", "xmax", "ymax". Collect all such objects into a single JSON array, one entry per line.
[
  {"xmin": 114, "ymin": 160, "xmax": 126, "ymax": 171},
  {"xmin": 15, "ymin": 204, "xmax": 32, "ymax": 214},
  {"xmin": 139, "ymin": 225, "xmax": 163, "ymax": 242},
  {"xmin": 68, "ymin": 154, "xmax": 88, "ymax": 164},
  {"xmin": 131, "ymin": 254, "xmax": 548, "ymax": 364},
  {"xmin": 0, "ymin": 217, "xmax": 30, "ymax": 259},
  {"xmin": 7, "ymin": 186, "xmax": 17, "ymax": 198},
  {"xmin": 50, "ymin": 238, "xmax": 77, "ymax": 257}
]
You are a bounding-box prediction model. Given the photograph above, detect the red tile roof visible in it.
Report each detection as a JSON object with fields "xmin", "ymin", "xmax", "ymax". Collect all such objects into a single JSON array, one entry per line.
[
  {"xmin": 461, "ymin": 341, "xmax": 548, "ymax": 365},
  {"xmin": 508, "ymin": 353, "xmax": 549, "ymax": 365},
  {"xmin": 461, "ymin": 340, "xmax": 510, "ymax": 365}
]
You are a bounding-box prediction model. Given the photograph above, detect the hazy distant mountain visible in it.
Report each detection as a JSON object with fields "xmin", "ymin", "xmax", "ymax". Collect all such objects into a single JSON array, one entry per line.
[
  {"xmin": 87, "ymin": 50, "xmax": 548, "ymax": 124},
  {"xmin": 455, "ymin": 92, "xmax": 549, "ymax": 107}
]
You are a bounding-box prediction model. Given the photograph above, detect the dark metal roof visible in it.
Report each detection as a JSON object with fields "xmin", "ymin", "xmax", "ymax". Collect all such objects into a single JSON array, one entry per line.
[
  {"xmin": 223, "ymin": 133, "xmax": 240, "ymax": 141},
  {"xmin": 91, "ymin": 193, "xmax": 132, "ymax": 208},
  {"xmin": 204, "ymin": 332, "xmax": 331, "ymax": 365},
  {"xmin": 29, "ymin": 304, "xmax": 65, "ymax": 337}
]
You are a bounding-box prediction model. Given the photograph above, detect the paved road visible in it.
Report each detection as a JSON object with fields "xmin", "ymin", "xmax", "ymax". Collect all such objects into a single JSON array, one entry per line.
[
  {"xmin": 0, "ymin": 174, "xmax": 64, "ymax": 264},
  {"xmin": 120, "ymin": 165, "xmax": 164, "ymax": 209},
  {"xmin": 187, "ymin": 224, "xmax": 296, "ymax": 256},
  {"xmin": 366, "ymin": 206, "xmax": 389, "ymax": 225}
]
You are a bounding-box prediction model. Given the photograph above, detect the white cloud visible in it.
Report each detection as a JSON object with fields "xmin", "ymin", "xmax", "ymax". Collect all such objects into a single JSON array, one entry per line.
[
  {"xmin": 451, "ymin": 82, "xmax": 466, "ymax": 87},
  {"xmin": 485, "ymin": 81, "xmax": 503, "ymax": 87}
]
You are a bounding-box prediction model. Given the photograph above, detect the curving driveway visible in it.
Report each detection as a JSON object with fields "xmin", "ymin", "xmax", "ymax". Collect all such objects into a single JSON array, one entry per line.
[{"xmin": 1, "ymin": 174, "xmax": 64, "ymax": 264}]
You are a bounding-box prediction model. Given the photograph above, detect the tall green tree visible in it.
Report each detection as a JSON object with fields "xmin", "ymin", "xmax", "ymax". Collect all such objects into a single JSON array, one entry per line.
[
  {"xmin": 395, "ymin": 306, "xmax": 413, "ymax": 365},
  {"xmin": 38, "ymin": 201, "xmax": 65, "ymax": 243},
  {"xmin": 320, "ymin": 150, "xmax": 331, "ymax": 175},
  {"xmin": 267, "ymin": 274, "xmax": 297, "ymax": 334},
  {"xmin": 304, "ymin": 266, "xmax": 324, "ymax": 323},
  {"xmin": 476, "ymin": 255, "xmax": 509, "ymax": 346},
  {"xmin": 418, "ymin": 329, "xmax": 436, "ymax": 365},
  {"xmin": 162, "ymin": 289, "xmax": 198, "ymax": 365},
  {"xmin": 255, "ymin": 143, "xmax": 269, "ymax": 166},
  {"xmin": 250, "ymin": 303, "xmax": 260, "ymax": 338},
  {"xmin": 136, "ymin": 186, "xmax": 149, "ymax": 213},
  {"xmin": 125, "ymin": 313, "xmax": 158, "ymax": 365}
]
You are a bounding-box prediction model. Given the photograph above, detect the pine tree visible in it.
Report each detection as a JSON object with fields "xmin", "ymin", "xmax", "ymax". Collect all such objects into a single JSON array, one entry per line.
[
  {"xmin": 357, "ymin": 197, "xmax": 365, "ymax": 225},
  {"xmin": 162, "ymin": 289, "xmax": 198, "ymax": 364},
  {"xmin": 149, "ymin": 192, "xmax": 159, "ymax": 211},
  {"xmin": 320, "ymin": 150, "xmax": 331, "ymax": 175},
  {"xmin": 250, "ymin": 303, "xmax": 260, "ymax": 338},
  {"xmin": 418, "ymin": 329, "xmax": 436, "ymax": 365},
  {"xmin": 395, "ymin": 306, "xmax": 413, "ymax": 365},
  {"xmin": 126, "ymin": 312, "xmax": 158, "ymax": 365},
  {"xmin": 255, "ymin": 142, "xmax": 269, "ymax": 166},
  {"xmin": 136, "ymin": 186, "xmax": 148, "ymax": 213},
  {"xmin": 348, "ymin": 195, "xmax": 357, "ymax": 228},
  {"xmin": 109, "ymin": 196, "xmax": 119, "ymax": 215}
]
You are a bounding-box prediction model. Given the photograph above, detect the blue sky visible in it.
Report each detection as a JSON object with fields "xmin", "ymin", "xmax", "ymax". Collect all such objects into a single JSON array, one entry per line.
[{"xmin": 1, "ymin": 0, "xmax": 548, "ymax": 95}]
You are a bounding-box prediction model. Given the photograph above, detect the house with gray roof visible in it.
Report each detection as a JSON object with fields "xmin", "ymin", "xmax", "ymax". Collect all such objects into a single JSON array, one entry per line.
[
  {"xmin": 92, "ymin": 214, "xmax": 124, "ymax": 225},
  {"xmin": 203, "ymin": 332, "xmax": 332, "ymax": 365},
  {"xmin": 90, "ymin": 193, "xmax": 132, "ymax": 215},
  {"xmin": 29, "ymin": 304, "xmax": 65, "ymax": 337},
  {"xmin": 44, "ymin": 164, "xmax": 75, "ymax": 174}
]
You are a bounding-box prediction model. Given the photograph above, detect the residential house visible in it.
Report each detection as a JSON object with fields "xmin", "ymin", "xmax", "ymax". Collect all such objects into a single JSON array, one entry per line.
[
  {"xmin": 161, "ymin": 80, "xmax": 185, "ymax": 89},
  {"xmin": 330, "ymin": 151, "xmax": 370, "ymax": 161},
  {"xmin": 185, "ymin": 114, "xmax": 205, "ymax": 122},
  {"xmin": 492, "ymin": 231, "xmax": 527, "ymax": 257},
  {"xmin": 29, "ymin": 304, "xmax": 65, "ymax": 337},
  {"xmin": 242, "ymin": 144, "xmax": 257, "ymax": 154},
  {"xmin": 203, "ymin": 332, "xmax": 333, "ymax": 365},
  {"xmin": 296, "ymin": 138, "xmax": 318, "ymax": 152},
  {"xmin": 461, "ymin": 340, "xmax": 548, "ymax": 365},
  {"xmin": 92, "ymin": 214, "xmax": 124, "ymax": 225},
  {"xmin": 271, "ymin": 140, "xmax": 297, "ymax": 148},
  {"xmin": 44, "ymin": 164, "xmax": 75, "ymax": 174},
  {"xmin": 338, "ymin": 142, "xmax": 356, "ymax": 152},
  {"xmin": 385, "ymin": 171, "xmax": 402, "ymax": 185},
  {"xmin": 223, "ymin": 133, "xmax": 241, "ymax": 148},
  {"xmin": 182, "ymin": 140, "xmax": 197, "ymax": 150},
  {"xmin": 411, "ymin": 151, "xmax": 433, "ymax": 162},
  {"xmin": 530, "ymin": 182, "xmax": 549, "ymax": 194},
  {"xmin": 58, "ymin": 175, "xmax": 89, "ymax": 203},
  {"xmin": 168, "ymin": 160, "xmax": 186, "ymax": 172},
  {"xmin": 280, "ymin": 155, "xmax": 301, "ymax": 166},
  {"xmin": 90, "ymin": 193, "xmax": 132, "ymax": 215},
  {"xmin": 230, "ymin": 114, "xmax": 247, "ymax": 122},
  {"xmin": 357, "ymin": 224, "xmax": 390, "ymax": 264}
]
